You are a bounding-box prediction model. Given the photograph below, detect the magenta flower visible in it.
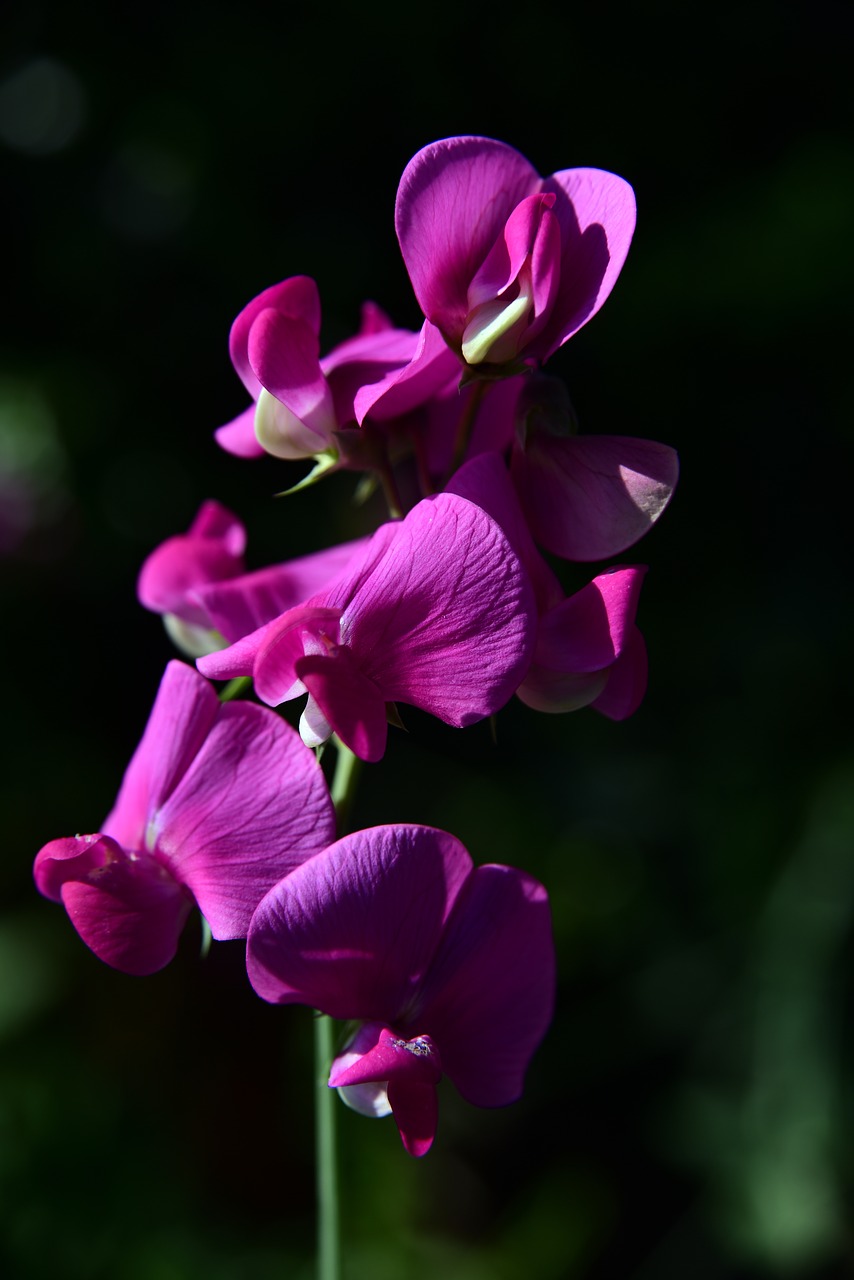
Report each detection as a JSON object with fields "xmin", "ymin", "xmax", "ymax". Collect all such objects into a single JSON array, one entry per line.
[
  {"xmin": 198, "ymin": 492, "xmax": 537, "ymax": 762},
  {"xmin": 137, "ymin": 500, "xmax": 247, "ymax": 655},
  {"xmin": 215, "ymin": 275, "xmax": 439, "ymax": 463},
  {"xmin": 247, "ymin": 824, "xmax": 555, "ymax": 1156},
  {"xmin": 138, "ymin": 499, "xmax": 367, "ymax": 655},
  {"xmin": 395, "ymin": 136, "xmax": 636, "ymax": 371},
  {"xmin": 34, "ymin": 661, "xmax": 335, "ymax": 975}
]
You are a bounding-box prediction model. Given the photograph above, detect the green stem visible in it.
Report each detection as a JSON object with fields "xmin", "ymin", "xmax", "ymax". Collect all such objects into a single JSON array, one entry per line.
[
  {"xmin": 313, "ymin": 738, "xmax": 362, "ymax": 1280},
  {"xmin": 218, "ymin": 675, "xmax": 252, "ymax": 703},
  {"xmin": 330, "ymin": 737, "xmax": 363, "ymax": 837},
  {"xmin": 449, "ymin": 378, "xmax": 487, "ymax": 478},
  {"xmin": 315, "ymin": 1012, "xmax": 340, "ymax": 1280}
]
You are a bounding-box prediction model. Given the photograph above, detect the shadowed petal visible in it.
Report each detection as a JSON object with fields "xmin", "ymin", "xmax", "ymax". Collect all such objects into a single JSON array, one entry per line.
[
  {"xmin": 539, "ymin": 168, "xmax": 637, "ymax": 357},
  {"xmin": 413, "ymin": 864, "xmax": 555, "ymax": 1107},
  {"xmin": 591, "ymin": 625, "xmax": 648, "ymax": 720},
  {"xmin": 195, "ymin": 540, "xmax": 366, "ymax": 643},
  {"xmin": 247, "ymin": 826, "xmax": 472, "ymax": 1019},
  {"xmin": 535, "ymin": 567, "xmax": 647, "ymax": 671},
  {"xmin": 512, "ymin": 433, "xmax": 678, "ymax": 560}
]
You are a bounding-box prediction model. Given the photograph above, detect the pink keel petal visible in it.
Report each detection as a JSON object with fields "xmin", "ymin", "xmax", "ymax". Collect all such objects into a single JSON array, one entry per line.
[
  {"xmin": 512, "ymin": 434, "xmax": 678, "ymax": 561},
  {"xmin": 463, "ymin": 193, "xmax": 562, "ymax": 364},
  {"xmin": 296, "ymin": 650, "xmax": 388, "ymax": 761},
  {"xmin": 35, "ymin": 836, "xmax": 193, "ymax": 976},
  {"xmin": 329, "ymin": 1023, "xmax": 441, "ymax": 1158}
]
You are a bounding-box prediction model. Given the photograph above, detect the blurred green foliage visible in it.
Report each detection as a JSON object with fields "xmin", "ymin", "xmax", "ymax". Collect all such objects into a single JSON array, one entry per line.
[{"xmin": 2, "ymin": 2, "xmax": 852, "ymax": 1277}]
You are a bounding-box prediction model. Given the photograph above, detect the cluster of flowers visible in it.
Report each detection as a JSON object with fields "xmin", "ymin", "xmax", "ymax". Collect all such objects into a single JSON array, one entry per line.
[{"xmin": 35, "ymin": 136, "xmax": 677, "ymax": 1157}]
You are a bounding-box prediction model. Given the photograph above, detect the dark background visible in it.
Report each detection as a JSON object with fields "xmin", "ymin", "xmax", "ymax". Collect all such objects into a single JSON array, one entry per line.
[{"xmin": 2, "ymin": 2, "xmax": 853, "ymax": 1277}]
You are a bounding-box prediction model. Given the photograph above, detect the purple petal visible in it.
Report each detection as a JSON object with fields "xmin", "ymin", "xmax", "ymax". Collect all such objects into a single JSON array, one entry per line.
[
  {"xmin": 321, "ymin": 323, "xmax": 421, "ymax": 425},
  {"xmin": 247, "ymin": 825, "xmax": 473, "ymax": 1019},
  {"xmin": 540, "ymin": 167, "xmax": 636, "ymax": 358},
  {"xmin": 353, "ymin": 321, "xmax": 459, "ymax": 425},
  {"xmin": 447, "ymin": 452, "xmax": 563, "ymax": 614},
  {"xmin": 590, "ymin": 625, "xmax": 648, "ymax": 720},
  {"xmin": 535, "ymin": 566, "xmax": 646, "ymax": 672},
  {"xmin": 151, "ymin": 700, "xmax": 335, "ymax": 939},
  {"xmin": 511, "ymin": 434, "xmax": 679, "ymax": 561},
  {"xmin": 229, "ymin": 276, "xmax": 321, "ymax": 399},
  {"xmin": 196, "ymin": 604, "xmax": 342, "ymax": 697},
  {"xmin": 413, "ymin": 864, "xmax": 555, "ymax": 1108},
  {"xmin": 195, "ymin": 539, "xmax": 367, "ymax": 643},
  {"xmin": 214, "ymin": 405, "xmax": 266, "ymax": 459},
  {"xmin": 35, "ymin": 835, "xmax": 192, "ymax": 976},
  {"xmin": 395, "ymin": 136, "xmax": 538, "ymax": 344},
  {"xmin": 325, "ymin": 494, "xmax": 537, "ymax": 727},
  {"xmin": 103, "ymin": 661, "xmax": 220, "ymax": 851}
]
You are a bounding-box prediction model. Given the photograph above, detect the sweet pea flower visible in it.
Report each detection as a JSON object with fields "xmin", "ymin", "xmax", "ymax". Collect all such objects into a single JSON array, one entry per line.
[
  {"xmin": 197, "ymin": 492, "xmax": 537, "ymax": 762},
  {"xmin": 247, "ymin": 824, "xmax": 555, "ymax": 1157},
  {"xmin": 138, "ymin": 500, "xmax": 367, "ymax": 656},
  {"xmin": 449, "ymin": 453, "xmax": 648, "ymax": 718},
  {"xmin": 34, "ymin": 662, "xmax": 335, "ymax": 975},
  {"xmin": 395, "ymin": 136, "xmax": 636, "ymax": 371},
  {"xmin": 215, "ymin": 275, "xmax": 455, "ymax": 467},
  {"xmin": 137, "ymin": 500, "xmax": 247, "ymax": 656}
]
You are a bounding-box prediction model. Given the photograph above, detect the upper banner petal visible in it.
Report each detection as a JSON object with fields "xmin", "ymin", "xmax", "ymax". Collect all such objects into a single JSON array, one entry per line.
[
  {"xmin": 152, "ymin": 700, "xmax": 335, "ymax": 939},
  {"xmin": 395, "ymin": 136, "xmax": 538, "ymax": 342},
  {"xmin": 103, "ymin": 662, "xmax": 220, "ymax": 851},
  {"xmin": 247, "ymin": 825, "xmax": 472, "ymax": 1019}
]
